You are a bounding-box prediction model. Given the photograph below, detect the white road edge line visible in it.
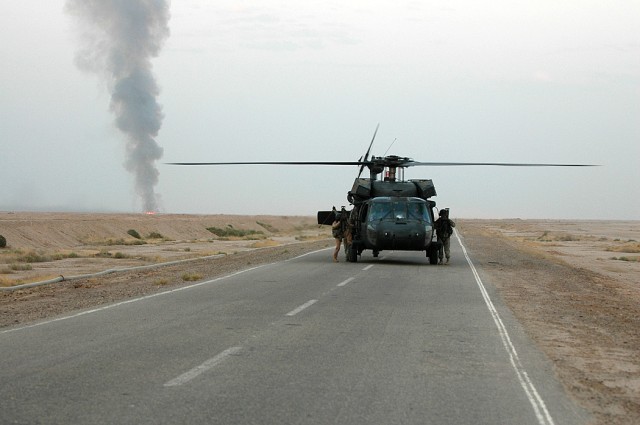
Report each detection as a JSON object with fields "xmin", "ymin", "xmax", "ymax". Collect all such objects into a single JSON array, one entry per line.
[
  {"xmin": 454, "ymin": 229, "xmax": 555, "ymax": 425},
  {"xmin": 286, "ymin": 299, "xmax": 317, "ymax": 316},
  {"xmin": 284, "ymin": 248, "xmax": 331, "ymax": 261},
  {"xmin": 164, "ymin": 346, "xmax": 242, "ymax": 387},
  {"xmin": 337, "ymin": 277, "xmax": 355, "ymax": 287},
  {"xmin": 362, "ymin": 265, "xmax": 374, "ymax": 271}
]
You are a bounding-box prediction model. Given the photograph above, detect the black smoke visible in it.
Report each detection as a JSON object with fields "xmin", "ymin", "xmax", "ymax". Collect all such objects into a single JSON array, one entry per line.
[{"xmin": 66, "ymin": 0, "xmax": 170, "ymax": 212}]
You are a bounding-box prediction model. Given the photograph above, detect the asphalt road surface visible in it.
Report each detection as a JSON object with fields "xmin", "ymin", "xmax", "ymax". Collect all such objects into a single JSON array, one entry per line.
[{"xmin": 1, "ymin": 233, "xmax": 589, "ymax": 424}]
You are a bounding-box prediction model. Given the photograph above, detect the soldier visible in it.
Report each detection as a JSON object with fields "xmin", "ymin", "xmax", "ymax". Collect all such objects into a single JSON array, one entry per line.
[
  {"xmin": 331, "ymin": 207, "xmax": 349, "ymax": 262},
  {"xmin": 434, "ymin": 208, "xmax": 456, "ymax": 264},
  {"xmin": 331, "ymin": 217, "xmax": 342, "ymax": 262}
]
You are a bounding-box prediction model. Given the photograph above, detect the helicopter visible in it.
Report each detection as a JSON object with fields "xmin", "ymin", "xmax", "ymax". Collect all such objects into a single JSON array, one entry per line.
[
  {"xmin": 317, "ymin": 153, "xmax": 443, "ymax": 264},
  {"xmin": 168, "ymin": 126, "xmax": 596, "ymax": 264}
]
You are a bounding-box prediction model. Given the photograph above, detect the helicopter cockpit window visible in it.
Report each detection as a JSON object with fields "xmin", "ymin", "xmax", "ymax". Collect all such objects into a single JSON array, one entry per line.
[
  {"xmin": 368, "ymin": 200, "xmax": 430, "ymax": 222},
  {"xmin": 368, "ymin": 202, "xmax": 393, "ymax": 221},
  {"xmin": 407, "ymin": 202, "xmax": 430, "ymax": 222},
  {"xmin": 392, "ymin": 201, "xmax": 407, "ymax": 220}
]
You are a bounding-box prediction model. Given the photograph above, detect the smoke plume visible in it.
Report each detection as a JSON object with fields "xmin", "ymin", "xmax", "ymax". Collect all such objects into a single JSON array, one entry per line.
[{"xmin": 66, "ymin": 0, "xmax": 170, "ymax": 212}]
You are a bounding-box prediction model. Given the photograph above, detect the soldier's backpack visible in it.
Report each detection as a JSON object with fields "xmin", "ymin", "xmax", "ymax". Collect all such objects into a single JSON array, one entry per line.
[
  {"xmin": 436, "ymin": 218, "xmax": 452, "ymax": 239},
  {"xmin": 331, "ymin": 221, "xmax": 342, "ymax": 238}
]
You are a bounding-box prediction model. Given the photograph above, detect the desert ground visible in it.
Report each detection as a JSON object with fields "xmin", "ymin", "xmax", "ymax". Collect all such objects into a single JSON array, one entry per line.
[{"xmin": 1, "ymin": 212, "xmax": 639, "ymax": 424}]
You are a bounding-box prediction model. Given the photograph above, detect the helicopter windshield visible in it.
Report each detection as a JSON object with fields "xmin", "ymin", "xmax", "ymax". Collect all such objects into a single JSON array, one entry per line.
[{"xmin": 368, "ymin": 199, "xmax": 430, "ymax": 222}]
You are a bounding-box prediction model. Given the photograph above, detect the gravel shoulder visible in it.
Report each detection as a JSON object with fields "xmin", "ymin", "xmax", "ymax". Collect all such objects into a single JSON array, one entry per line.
[{"xmin": 457, "ymin": 219, "xmax": 640, "ymax": 425}]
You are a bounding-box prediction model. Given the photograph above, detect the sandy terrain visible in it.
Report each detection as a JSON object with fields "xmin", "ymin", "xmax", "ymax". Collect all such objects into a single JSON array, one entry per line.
[
  {"xmin": 0, "ymin": 212, "xmax": 329, "ymax": 285},
  {"xmin": 1, "ymin": 212, "xmax": 639, "ymax": 424}
]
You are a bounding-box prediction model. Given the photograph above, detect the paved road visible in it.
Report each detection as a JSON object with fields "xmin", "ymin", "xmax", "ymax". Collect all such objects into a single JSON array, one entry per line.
[{"xmin": 0, "ymin": 234, "xmax": 589, "ymax": 424}]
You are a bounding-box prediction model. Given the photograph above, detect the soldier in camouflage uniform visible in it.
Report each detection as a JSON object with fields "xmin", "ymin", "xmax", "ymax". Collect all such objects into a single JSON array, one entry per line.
[
  {"xmin": 434, "ymin": 208, "xmax": 456, "ymax": 264},
  {"xmin": 331, "ymin": 207, "xmax": 350, "ymax": 262}
]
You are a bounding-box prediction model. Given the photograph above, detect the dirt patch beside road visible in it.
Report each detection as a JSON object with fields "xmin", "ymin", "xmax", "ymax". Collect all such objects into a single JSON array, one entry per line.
[{"xmin": 458, "ymin": 220, "xmax": 640, "ymax": 425}]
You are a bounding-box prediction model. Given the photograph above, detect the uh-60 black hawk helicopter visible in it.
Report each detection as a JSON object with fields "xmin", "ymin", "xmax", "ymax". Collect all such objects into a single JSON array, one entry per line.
[{"xmin": 169, "ymin": 126, "xmax": 595, "ymax": 264}]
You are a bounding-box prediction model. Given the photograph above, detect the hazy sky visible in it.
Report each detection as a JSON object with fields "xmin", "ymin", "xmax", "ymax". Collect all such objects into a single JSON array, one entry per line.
[{"xmin": 1, "ymin": 1, "xmax": 638, "ymax": 219}]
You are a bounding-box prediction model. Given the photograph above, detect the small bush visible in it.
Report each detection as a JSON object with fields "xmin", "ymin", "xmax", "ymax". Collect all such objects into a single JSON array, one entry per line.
[
  {"xmin": 618, "ymin": 256, "xmax": 640, "ymax": 262},
  {"xmin": 147, "ymin": 231, "xmax": 164, "ymax": 239},
  {"xmin": 127, "ymin": 229, "xmax": 142, "ymax": 239},
  {"xmin": 537, "ymin": 231, "xmax": 550, "ymax": 241},
  {"xmin": 182, "ymin": 273, "xmax": 202, "ymax": 281},
  {"xmin": 206, "ymin": 226, "xmax": 264, "ymax": 239},
  {"xmin": 95, "ymin": 250, "xmax": 112, "ymax": 258},
  {"xmin": 98, "ymin": 238, "xmax": 146, "ymax": 246},
  {"xmin": 50, "ymin": 252, "xmax": 79, "ymax": 261},
  {"xmin": 17, "ymin": 251, "xmax": 51, "ymax": 263},
  {"xmin": 250, "ymin": 239, "xmax": 280, "ymax": 248},
  {"xmin": 536, "ymin": 231, "xmax": 579, "ymax": 242},
  {"xmin": 0, "ymin": 235, "xmax": 6, "ymax": 248},
  {"xmin": 605, "ymin": 243, "xmax": 640, "ymax": 253},
  {"xmin": 128, "ymin": 239, "xmax": 146, "ymax": 245}
]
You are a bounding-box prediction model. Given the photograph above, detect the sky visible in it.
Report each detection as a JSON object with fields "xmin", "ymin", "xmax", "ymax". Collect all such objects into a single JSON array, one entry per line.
[{"xmin": 1, "ymin": 0, "xmax": 639, "ymax": 219}]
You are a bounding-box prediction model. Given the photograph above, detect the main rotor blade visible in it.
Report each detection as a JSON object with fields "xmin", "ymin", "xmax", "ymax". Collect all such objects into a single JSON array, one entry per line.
[
  {"xmin": 167, "ymin": 160, "xmax": 599, "ymax": 167},
  {"xmin": 406, "ymin": 161, "xmax": 599, "ymax": 167},
  {"xmin": 167, "ymin": 161, "xmax": 364, "ymax": 166},
  {"xmin": 358, "ymin": 123, "xmax": 379, "ymax": 178}
]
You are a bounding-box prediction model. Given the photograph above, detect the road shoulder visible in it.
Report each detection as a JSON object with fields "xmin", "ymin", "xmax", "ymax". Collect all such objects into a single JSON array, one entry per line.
[{"xmin": 458, "ymin": 220, "xmax": 640, "ymax": 425}]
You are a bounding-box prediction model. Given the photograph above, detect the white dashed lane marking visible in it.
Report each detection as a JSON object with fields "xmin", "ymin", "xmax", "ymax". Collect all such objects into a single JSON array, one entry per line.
[
  {"xmin": 337, "ymin": 277, "xmax": 355, "ymax": 287},
  {"xmin": 164, "ymin": 346, "xmax": 242, "ymax": 387},
  {"xmin": 285, "ymin": 299, "xmax": 318, "ymax": 316}
]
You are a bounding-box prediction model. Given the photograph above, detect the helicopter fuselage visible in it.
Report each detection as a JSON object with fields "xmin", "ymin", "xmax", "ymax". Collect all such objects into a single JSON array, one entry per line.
[
  {"xmin": 348, "ymin": 196, "xmax": 440, "ymax": 263},
  {"xmin": 360, "ymin": 197, "xmax": 433, "ymax": 249}
]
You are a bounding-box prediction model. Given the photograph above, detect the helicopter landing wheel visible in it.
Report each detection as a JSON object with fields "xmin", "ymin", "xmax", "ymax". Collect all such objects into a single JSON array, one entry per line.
[
  {"xmin": 348, "ymin": 246, "xmax": 358, "ymax": 263},
  {"xmin": 428, "ymin": 247, "xmax": 438, "ymax": 265}
]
